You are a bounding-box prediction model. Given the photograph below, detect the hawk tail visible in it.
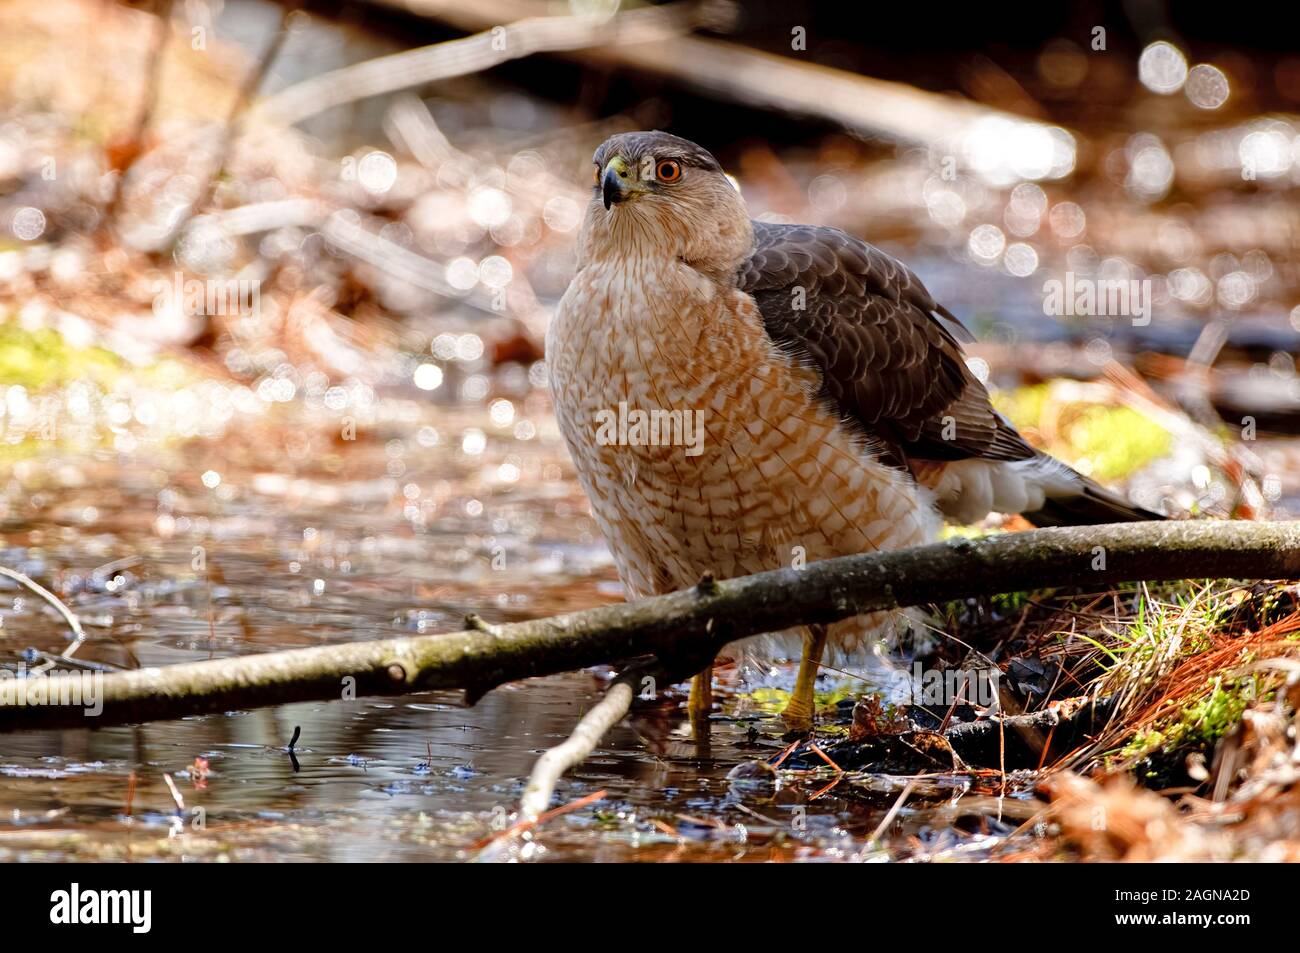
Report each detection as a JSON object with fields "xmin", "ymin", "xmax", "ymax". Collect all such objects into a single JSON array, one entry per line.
[{"xmin": 1020, "ymin": 458, "xmax": 1164, "ymax": 527}]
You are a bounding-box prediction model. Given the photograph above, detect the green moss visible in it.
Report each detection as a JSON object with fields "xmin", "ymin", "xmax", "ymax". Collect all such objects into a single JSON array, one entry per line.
[
  {"xmin": 746, "ymin": 686, "xmax": 790, "ymax": 714},
  {"xmin": 939, "ymin": 585, "xmax": 1032, "ymax": 627},
  {"xmin": 0, "ymin": 323, "xmax": 124, "ymax": 391},
  {"xmin": 1122, "ymin": 674, "xmax": 1266, "ymax": 779},
  {"xmin": 992, "ymin": 383, "xmax": 1173, "ymax": 481},
  {"xmin": 0, "ymin": 320, "xmax": 206, "ymax": 464},
  {"xmin": 744, "ymin": 684, "xmax": 855, "ymax": 716},
  {"xmin": 994, "ymin": 384, "xmax": 1050, "ymax": 432},
  {"xmin": 990, "ymin": 589, "xmax": 1031, "ymax": 615},
  {"xmin": 1066, "ymin": 405, "xmax": 1173, "ymax": 481}
]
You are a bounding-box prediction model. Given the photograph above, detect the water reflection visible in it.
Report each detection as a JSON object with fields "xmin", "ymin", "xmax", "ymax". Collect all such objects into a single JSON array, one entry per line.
[{"xmin": 0, "ymin": 395, "xmax": 901, "ymax": 861}]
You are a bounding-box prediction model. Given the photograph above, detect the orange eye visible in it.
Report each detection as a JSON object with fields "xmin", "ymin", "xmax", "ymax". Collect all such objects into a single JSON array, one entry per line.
[
  {"xmin": 593, "ymin": 164, "xmax": 601, "ymax": 185},
  {"xmin": 656, "ymin": 159, "xmax": 682, "ymax": 183}
]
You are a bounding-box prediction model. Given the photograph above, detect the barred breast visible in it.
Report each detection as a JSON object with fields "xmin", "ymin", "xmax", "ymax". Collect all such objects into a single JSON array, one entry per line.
[{"xmin": 546, "ymin": 255, "xmax": 939, "ymax": 662}]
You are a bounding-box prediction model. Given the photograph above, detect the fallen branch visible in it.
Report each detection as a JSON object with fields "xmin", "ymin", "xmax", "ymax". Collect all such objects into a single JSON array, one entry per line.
[
  {"xmin": 1, "ymin": 521, "xmax": 1299, "ymax": 733},
  {"xmin": 770, "ymin": 697, "xmax": 1121, "ymax": 781},
  {"xmin": 942, "ymin": 695, "xmax": 1119, "ymax": 767},
  {"xmin": 252, "ymin": 0, "xmax": 724, "ymax": 128},
  {"xmin": 363, "ymin": 0, "xmax": 1067, "ymax": 154}
]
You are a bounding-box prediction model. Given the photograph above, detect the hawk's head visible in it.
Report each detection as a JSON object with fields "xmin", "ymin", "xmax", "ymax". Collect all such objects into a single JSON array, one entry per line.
[{"xmin": 579, "ymin": 131, "xmax": 752, "ymax": 277}]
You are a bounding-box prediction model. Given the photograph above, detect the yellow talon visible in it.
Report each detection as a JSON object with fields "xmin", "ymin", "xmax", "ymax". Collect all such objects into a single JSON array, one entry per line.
[
  {"xmin": 781, "ymin": 624, "xmax": 829, "ymax": 733},
  {"xmin": 688, "ymin": 665, "xmax": 713, "ymax": 722}
]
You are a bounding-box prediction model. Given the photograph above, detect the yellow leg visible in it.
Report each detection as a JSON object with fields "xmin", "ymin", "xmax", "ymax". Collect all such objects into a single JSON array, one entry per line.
[
  {"xmin": 782, "ymin": 624, "xmax": 829, "ymax": 732},
  {"xmin": 688, "ymin": 665, "xmax": 713, "ymax": 722}
]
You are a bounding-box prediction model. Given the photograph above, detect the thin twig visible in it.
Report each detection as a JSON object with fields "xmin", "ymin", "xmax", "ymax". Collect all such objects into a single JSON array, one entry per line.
[
  {"xmin": 320, "ymin": 213, "xmax": 503, "ymax": 315},
  {"xmin": 518, "ymin": 666, "xmax": 643, "ymax": 820},
  {"xmin": 473, "ymin": 789, "xmax": 608, "ymax": 860},
  {"xmin": 105, "ymin": 0, "xmax": 176, "ymax": 221},
  {"xmin": 865, "ymin": 779, "xmax": 917, "ymax": 849},
  {"xmin": 0, "ymin": 566, "xmax": 88, "ymax": 665},
  {"xmin": 171, "ymin": 3, "xmax": 296, "ymax": 243}
]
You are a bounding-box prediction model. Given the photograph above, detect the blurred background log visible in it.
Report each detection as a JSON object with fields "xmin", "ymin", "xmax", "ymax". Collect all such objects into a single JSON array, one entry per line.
[{"xmin": 283, "ymin": 0, "xmax": 1075, "ymax": 151}]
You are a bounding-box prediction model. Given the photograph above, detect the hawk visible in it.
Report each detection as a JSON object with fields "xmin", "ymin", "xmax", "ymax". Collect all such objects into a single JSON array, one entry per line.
[{"xmin": 547, "ymin": 131, "xmax": 1160, "ymax": 729}]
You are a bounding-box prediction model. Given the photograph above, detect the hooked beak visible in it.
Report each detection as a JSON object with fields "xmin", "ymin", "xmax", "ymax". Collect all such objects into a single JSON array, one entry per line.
[{"xmin": 601, "ymin": 155, "xmax": 641, "ymax": 210}]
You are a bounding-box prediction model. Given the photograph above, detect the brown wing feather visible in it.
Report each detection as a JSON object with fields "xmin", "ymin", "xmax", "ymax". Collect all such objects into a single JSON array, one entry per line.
[{"xmin": 738, "ymin": 221, "xmax": 1034, "ymax": 470}]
